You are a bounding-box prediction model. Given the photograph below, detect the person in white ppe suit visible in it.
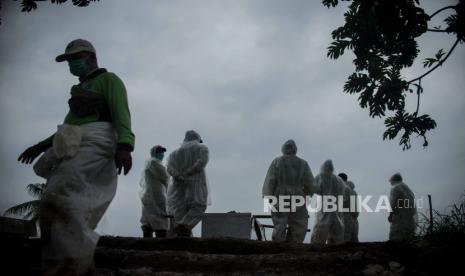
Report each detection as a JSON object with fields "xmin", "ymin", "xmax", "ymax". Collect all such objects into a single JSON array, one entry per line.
[
  {"xmin": 311, "ymin": 160, "xmax": 346, "ymax": 245},
  {"xmin": 388, "ymin": 173, "xmax": 417, "ymax": 241},
  {"xmin": 140, "ymin": 145, "xmax": 169, "ymax": 238},
  {"xmin": 167, "ymin": 130, "xmax": 209, "ymax": 237},
  {"xmin": 338, "ymin": 173, "xmax": 359, "ymax": 243},
  {"xmin": 262, "ymin": 140, "xmax": 314, "ymax": 243}
]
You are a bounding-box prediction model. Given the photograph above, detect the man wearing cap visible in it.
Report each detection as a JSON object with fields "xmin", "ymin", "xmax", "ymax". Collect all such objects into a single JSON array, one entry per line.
[
  {"xmin": 140, "ymin": 145, "xmax": 169, "ymax": 238},
  {"xmin": 17, "ymin": 39, "xmax": 135, "ymax": 275},
  {"xmin": 388, "ymin": 173, "xmax": 417, "ymax": 241}
]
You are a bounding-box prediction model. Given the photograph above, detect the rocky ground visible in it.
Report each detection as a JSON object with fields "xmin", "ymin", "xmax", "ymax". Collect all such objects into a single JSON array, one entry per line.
[{"xmin": 2, "ymin": 235, "xmax": 463, "ymax": 275}]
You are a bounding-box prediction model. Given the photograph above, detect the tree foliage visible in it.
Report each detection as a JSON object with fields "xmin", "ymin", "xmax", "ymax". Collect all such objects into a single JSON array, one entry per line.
[
  {"xmin": 0, "ymin": 0, "xmax": 100, "ymax": 24},
  {"xmin": 3, "ymin": 183, "xmax": 46, "ymax": 224},
  {"xmin": 323, "ymin": 0, "xmax": 464, "ymax": 150}
]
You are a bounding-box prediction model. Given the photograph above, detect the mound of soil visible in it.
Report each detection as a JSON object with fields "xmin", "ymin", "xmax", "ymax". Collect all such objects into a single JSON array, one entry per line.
[{"xmin": 2, "ymin": 235, "xmax": 463, "ymax": 275}]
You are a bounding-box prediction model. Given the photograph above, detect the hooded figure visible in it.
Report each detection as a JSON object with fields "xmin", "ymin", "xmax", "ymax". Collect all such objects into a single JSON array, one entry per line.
[
  {"xmin": 140, "ymin": 145, "xmax": 169, "ymax": 238},
  {"xmin": 262, "ymin": 140, "xmax": 314, "ymax": 243},
  {"xmin": 388, "ymin": 173, "xmax": 417, "ymax": 241},
  {"xmin": 167, "ymin": 130, "xmax": 210, "ymax": 237},
  {"xmin": 311, "ymin": 160, "xmax": 346, "ymax": 245}
]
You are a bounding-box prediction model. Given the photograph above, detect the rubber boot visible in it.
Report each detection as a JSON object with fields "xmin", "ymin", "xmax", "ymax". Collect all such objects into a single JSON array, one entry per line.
[
  {"xmin": 155, "ymin": 230, "xmax": 167, "ymax": 238},
  {"xmin": 142, "ymin": 225, "xmax": 153, "ymax": 238},
  {"xmin": 174, "ymin": 224, "xmax": 191, "ymax": 237}
]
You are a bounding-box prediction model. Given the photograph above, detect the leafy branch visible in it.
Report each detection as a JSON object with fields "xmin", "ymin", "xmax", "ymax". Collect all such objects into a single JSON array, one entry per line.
[
  {"xmin": 323, "ymin": 0, "xmax": 464, "ymax": 150},
  {"xmin": 412, "ymin": 38, "xmax": 460, "ymax": 83},
  {"xmin": 3, "ymin": 183, "xmax": 46, "ymax": 223},
  {"xmin": 429, "ymin": 5, "xmax": 458, "ymax": 19},
  {"xmin": 0, "ymin": 0, "xmax": 100, "ymax": 24}
]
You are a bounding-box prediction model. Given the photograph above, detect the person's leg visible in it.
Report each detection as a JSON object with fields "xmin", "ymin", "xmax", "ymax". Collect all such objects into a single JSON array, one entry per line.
[
  {"xmin": 343, "ymin": 213, "xmax": 352, "ymax": 242},
  {"xmin": 352, "ymin": 218, "xmax": 359, "ymax": 242},
  {"xmin": 155, "ymin": 229, "xmax": 167, "ymax": 238},
  {"xmin": 170, "ymin": 184, "xmax": 189, "ymax": 237},
  {"xmin": 328, "ymin": 219, "xmax": 345, "ymax": 245},
  {"xmin": 141, "ymin": 224, "xmax": 153, "ymax": 238},
  {"xmin": 151, "ymin": 183, "xmax": 169, "ymax": 232},
  {"xmin": 271, "ymin": 211, "xmax": 289, "ymax": 242},
  {"xmin": 287, "ymin": 205, "xmax": 308, "ymax": 243},
  {"xmin": 389, "ymin": 215, "xmax": 413, "ymax": 241},
  {"xmin": 182, "ymin": 203, "xmax": 207, "ymax": 231},
  {"xmin": 311, "ymin": 213, "xmax": 329, "ymax": 244},
  {"xmin": 178, "ymin": 180, "xmax": 208, "ymax": 234}
]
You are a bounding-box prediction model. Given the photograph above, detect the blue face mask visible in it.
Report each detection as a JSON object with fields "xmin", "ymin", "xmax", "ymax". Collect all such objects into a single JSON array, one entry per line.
[{"xmin": 68, "ymin": 58, "xmax": 90, "ymax": 77}]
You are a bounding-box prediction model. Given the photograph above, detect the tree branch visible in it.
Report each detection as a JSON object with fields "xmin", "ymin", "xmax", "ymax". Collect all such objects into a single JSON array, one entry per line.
[
  {"xmin": 415, "ymin": 79, "xmax": 422, "ymax": 115},
  {"xmin": 428, "ymin": 5, "xmax": 457, "ymax": 19},
  {"xmin": 408, "ymin": 38, "xmax": 460, "ymax": 84},
  {"xmin": 427, "ymin": 29, "xmax": 449, "ymax": 33}
]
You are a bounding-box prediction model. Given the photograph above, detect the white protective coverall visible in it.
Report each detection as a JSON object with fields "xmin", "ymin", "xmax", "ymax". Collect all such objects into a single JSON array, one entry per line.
[
  {"xmin": 167, "ymin": 130, "xmax": 210, "ymax": 232},
  {"xmin": 35, "ymin": 122, "xmax": 117, "ymax": 275},
  {"xmin": 389, "ymin": 180, "xmax": 417, "ymax": 241},
  {"xmin": 343, "ymin": 180, "xmax": 359, "ymax": 242},
  {"xmin": 140, "ymin": 151, "xmax": 169, "ymax": 232},
  {"xmin": 311, "ymin": 160, "xmax": 346, "ymax": 245},
  {"xmin": 262, "ymin": 140, "xmax": 314, "ymax": 243}
]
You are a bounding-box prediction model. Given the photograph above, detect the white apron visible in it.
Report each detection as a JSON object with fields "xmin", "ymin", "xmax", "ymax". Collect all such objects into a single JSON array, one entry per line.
[{"xmin": 36, "ymin": 122, "xmax": 117, "ymax": 275}]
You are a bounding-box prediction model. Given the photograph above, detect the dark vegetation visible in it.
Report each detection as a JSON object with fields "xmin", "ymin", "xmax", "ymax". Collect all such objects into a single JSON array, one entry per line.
[{"xmin": 322, "ymin": 0, "xmax": 464, "ymax": 149}]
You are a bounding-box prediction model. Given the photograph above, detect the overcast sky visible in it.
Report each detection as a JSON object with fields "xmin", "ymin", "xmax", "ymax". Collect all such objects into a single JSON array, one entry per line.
[{"xmin": 1, "ymin": 0, "xmax": 464, "ymax": 242}]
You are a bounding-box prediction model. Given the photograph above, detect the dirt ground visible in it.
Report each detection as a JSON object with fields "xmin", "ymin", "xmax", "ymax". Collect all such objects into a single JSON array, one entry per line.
[{"xmin": 2, "ymin": 235, "xmax": 463, "ymax": 275}]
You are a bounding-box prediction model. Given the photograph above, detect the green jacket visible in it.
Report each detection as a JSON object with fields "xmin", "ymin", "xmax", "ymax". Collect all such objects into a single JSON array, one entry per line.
[{"xmin": 36, "ymin": 69, "xmax": 135, "ymax": 152}]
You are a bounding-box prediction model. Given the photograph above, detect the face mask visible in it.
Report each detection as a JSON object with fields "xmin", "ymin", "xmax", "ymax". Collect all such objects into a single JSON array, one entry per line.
[
  {"xmin": 155, "ymin": 153, "xmax": 164, "ymax": 161},
  {"xmin": 68, "ymin": 58, "xmax": 90, "ymax": 77}
]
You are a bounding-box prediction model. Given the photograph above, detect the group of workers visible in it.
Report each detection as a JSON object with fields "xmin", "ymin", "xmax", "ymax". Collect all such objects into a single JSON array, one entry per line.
[
  {"xmin": 262, "ymin": 140, "xmax": 417, "ymax": 244},
  {"xmin": 15, "ymin": 39, "xmax": 418, "ymax": 276}
]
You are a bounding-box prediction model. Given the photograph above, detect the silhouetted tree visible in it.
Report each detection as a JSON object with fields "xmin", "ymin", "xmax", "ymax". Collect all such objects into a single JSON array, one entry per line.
[
  {"xmin": 0, "ymin": 0, "xmax": 100, "ymax": 24},
  {"xmin": 322, "ymin": 0, "xmax": 464, "ymax": 149},
  {"xmin": 4, "ymin": 183, "xmax": 46, "ymax": 225}
]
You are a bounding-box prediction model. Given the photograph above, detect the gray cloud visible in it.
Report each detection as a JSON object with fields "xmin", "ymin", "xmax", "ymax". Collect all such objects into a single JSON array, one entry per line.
[{"xmin": 1, "ymin": 0, "xmax": 464, "ymax": 241}]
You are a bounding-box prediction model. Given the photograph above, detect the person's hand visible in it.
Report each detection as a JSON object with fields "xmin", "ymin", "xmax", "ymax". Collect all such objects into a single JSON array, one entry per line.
[
  {"xmin": 18, "ymin": 146, "xmax": 42, "ymax": 164},
  {"xmin": 115, "ymin": 150, "xmax": 132, "ymax": 175}
]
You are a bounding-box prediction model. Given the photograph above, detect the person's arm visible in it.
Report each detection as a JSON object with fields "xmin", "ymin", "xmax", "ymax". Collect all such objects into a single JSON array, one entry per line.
[
  {"xmin": 388, "ymin": 186, "xmax": 400, "ymax": 222},
  {"xmin": 167, "ymin": 152, "xmax": 184, "ymax": 181},
  {"xmin": 262, "ymin": 159, "xmax": 278, "ymax": 197},
  {"xmin": 104, "ymin": 73, "xmax": 135, "ymax": 175},
  {"xmin": 104, "ymin": 73, "xmax": 135, "ymax": 151},
  {"xmin": 303, "ymin": 162, "xmax": 315, "ymax": 197},
  {"xmin": 18, "ymin": 134, "xmax": 54, "ymax": 164},
  {"xmin": 352, "ymin": 190, "xmax": 360, "ymax": 218},
  {"xmin": 167, "ymin": 163, "xmax": 180, "ymax": 178},
  {"xmin": 343, "ymin": 184, "xmax": 352, "ymax": 208},
  {"xmin": 151, "ymin": 160, "xmax": 169, "ymax": 186},
  {"xmin": 184, "ymin": 146, "xmax": 209, "ymax": 176}
]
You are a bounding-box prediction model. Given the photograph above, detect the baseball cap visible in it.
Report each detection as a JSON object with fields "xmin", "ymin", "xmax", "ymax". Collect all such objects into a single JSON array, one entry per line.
[
  {"xmin": 154, "ymin": 145, "xmax": 167, "ymax": 153},
  {"xmin": 55, "ymin": 39, "xmax": 96, "ymax": 62},
  {"xmin": 150, "ymin": 145, "xmax": 167, "ymax": 156}
]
